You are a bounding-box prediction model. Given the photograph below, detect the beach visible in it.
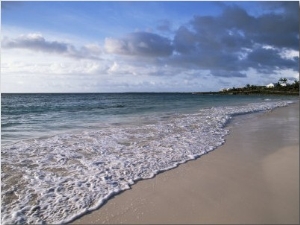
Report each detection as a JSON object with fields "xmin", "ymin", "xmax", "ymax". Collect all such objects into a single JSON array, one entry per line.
[{"xmin": 72, "ymin": 101, "xmax": 299, "ymax": 224}]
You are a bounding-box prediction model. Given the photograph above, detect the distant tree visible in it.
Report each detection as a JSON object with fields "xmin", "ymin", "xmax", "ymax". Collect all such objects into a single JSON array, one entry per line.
[
  {"xmin": 279, "ymin": 77, "xmax": 287, "ymax": 84},
  {"xmin": 293, "ymin": 80, "xmax": 299, "ymax": 89},
  {"xmin": 275, "ymin": 82, "xmax": 281, "ymax": 88}
]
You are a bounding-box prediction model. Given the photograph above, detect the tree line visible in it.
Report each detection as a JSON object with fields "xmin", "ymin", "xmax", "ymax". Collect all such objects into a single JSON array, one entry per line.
[{"xmin": 222, "ymin": 78, "xmax": 299, "ymax": 95}]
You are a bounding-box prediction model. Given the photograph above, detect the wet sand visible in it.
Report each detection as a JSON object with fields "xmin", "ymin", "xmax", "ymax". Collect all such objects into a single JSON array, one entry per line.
[{"xmin": 72, "ymin": 101, "xmax": 299, "ymax": 224}]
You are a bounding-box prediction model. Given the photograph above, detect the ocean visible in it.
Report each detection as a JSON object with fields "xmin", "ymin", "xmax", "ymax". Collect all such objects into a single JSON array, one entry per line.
[{"xmin": 1, "ymin": 93, "xmax": 297, "ymax": 224}]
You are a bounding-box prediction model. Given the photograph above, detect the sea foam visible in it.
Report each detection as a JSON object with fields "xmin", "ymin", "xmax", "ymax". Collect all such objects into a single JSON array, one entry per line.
[{"xmin": 1, "ymin": 101, "xmax": 292, "ymax": 224}]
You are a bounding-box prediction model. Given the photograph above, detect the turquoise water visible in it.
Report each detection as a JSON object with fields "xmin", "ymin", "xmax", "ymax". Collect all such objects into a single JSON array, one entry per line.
[{"xmin": 1, "ymin": 93, "xmax": 297, "ymax": 224}]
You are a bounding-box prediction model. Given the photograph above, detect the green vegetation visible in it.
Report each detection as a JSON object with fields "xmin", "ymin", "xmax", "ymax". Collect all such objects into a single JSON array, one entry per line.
[{"xmin": 221, "ymin": 78, "xmax": 299, "ymax": 96}]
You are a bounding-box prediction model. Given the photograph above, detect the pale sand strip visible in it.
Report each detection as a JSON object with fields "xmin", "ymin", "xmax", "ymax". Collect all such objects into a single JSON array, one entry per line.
[{"xmin": 72, "ymin": 101, "xmax": 299, "ymax": 224}]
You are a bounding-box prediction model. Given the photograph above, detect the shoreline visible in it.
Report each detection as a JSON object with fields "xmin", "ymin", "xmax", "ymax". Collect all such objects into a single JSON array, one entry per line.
[
  {"xmin": 195, "ymin": 91, "xmax": 299, "ymax": 96},
  {"xmin": 72, "ymin": 101, "xmax": 299, "ymax": 224}
]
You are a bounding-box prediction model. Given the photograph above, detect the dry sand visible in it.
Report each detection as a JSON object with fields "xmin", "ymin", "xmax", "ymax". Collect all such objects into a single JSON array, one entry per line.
[{"xmin": 72, "ymin": 101, "xmax": 299, "ymax": 224}]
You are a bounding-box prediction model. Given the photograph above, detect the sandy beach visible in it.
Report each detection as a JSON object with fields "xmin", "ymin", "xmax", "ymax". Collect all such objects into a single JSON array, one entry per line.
[{"xmin": 72, "ymin": 101, "xmax": 299, "ymax": 224}]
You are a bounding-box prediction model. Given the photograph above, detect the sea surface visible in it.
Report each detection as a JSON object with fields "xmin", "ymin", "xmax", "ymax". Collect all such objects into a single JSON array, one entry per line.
[{"xmin": 1, "ymin": 93, "xmax": 297, "ymax": 224}]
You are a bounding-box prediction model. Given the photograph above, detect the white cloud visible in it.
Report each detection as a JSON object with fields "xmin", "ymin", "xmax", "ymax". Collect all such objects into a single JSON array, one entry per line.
[
  {"xmin": 104, "ymin": 32, "xmax": 173, "ymax": 57},
  {"xmin": 1, "ymin": 59, "xmax": 108, "ymax": 76},
  {"xmin": 2, "ymin": 33, "xmax": 103, "ymax": 60},
  {"xmin": 279, "ymin": 49, "xmax": 299, "ymax": 60},
  {"xmin": 104, "ymin": 38, "xmax": 128, "ymax": 54}
]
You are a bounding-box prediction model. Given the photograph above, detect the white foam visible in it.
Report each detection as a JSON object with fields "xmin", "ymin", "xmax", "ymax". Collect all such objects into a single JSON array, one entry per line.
[{"xmin": 1, "ymin": 100, "xmax": 293, "ymax": 224}]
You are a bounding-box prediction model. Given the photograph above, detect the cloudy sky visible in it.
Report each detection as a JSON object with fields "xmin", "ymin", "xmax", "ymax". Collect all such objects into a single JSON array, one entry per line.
[{"xmin": 1, "ymin": 1, "xmax": 299, "ymax": 93}]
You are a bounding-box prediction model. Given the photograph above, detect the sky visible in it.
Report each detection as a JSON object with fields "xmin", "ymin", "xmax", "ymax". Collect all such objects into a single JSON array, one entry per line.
[{"xmin": 1, "ymin": 1, "xmax": 299, "ymax": 93}]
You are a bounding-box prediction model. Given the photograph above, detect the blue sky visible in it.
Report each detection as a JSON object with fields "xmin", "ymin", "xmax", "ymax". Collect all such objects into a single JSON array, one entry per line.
[{"xmin": 1, "ymin": 1, "xmax": 299, "ymax": 93}]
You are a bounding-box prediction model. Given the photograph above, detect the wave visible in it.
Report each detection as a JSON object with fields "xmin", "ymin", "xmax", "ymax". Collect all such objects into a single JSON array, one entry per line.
[{"xmin": 1, "ymin": 100, "xmax": 293, "ymax": 224}]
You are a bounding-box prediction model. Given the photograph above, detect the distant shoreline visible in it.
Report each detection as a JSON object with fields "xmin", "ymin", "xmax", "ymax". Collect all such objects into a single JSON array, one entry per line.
[
  {"xmin": 2, "ymin": 91, "xmax": 299, "ymax": 95},
  {"xmin": 194, "ymin": 90, "xmax": 299, "ymax": 96}
]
